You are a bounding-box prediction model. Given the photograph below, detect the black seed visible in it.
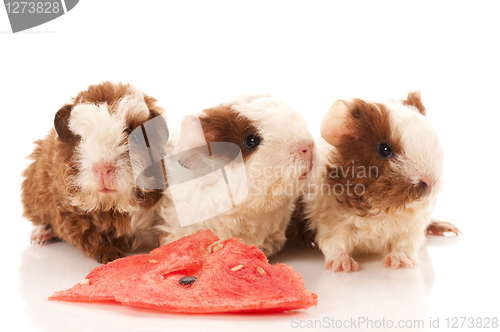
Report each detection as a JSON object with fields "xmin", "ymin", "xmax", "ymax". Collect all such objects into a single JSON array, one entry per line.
[{"xmin": 179, "ymin": 276, "xmax": 197, "ymax": 285}]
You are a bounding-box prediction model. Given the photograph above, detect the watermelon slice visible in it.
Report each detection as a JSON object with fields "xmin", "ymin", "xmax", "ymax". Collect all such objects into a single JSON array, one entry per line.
[{"xmin": 49, "ymin": 230, "xmax": 318, "ymax": 313}]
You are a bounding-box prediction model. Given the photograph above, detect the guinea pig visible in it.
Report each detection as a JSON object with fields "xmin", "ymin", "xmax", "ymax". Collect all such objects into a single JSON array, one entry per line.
[
  {"xmin": 21, "ymin": 81, "xmax": 168, "ymax": 263},
  {"xmin": 157, "ymin": 94, "xmax": 314, "ymax": 256},
  {"xmin": 303, "ymin": 91, "xmax": 446, "ymax": 272}
]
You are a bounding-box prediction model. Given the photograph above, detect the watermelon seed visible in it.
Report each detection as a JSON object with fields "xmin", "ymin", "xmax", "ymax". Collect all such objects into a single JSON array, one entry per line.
[
  {"xmin": 179, "ymin": 276, "xmax": 197, "ymax": 285},
  {"xmin": 231, "ymin": 265, "xmax": 245, "ymax": 271},
  {"xmin": 255, "ymin": 266, "xmax": 267, "ymax": 276},
  {"xmin": 149, "ymin": 259, "xmax": 158, "ymax": 264},
  {"xmin": 80, "ymin": 279, "xmax": 90, "ymax": 285},
  {"xmin": 208, "ymin": 241, "xmax": 224, "ymax": 253}
]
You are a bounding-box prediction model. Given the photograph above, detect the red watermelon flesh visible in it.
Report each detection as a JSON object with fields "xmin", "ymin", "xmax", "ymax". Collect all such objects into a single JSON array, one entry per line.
[{"xmin": 49, "ymin": 229, "xmax": 318, "ymax": 313}]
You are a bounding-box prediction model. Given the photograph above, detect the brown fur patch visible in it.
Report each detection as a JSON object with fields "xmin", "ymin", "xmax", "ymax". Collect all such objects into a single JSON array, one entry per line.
[
  {"xmin": 324, "ymin": 99, "xmax": 427, "ymax": 215},
  {"xmin": 135, "ymin": 188, "xmax": 164, "ymax": 209},
  {"xmin": 73, "ymin": 81, "xmax": 165, "ymax": 131},
  {"xmin": 21, "ymin": 82, "xmax": 166, "ymax": 263},
  {"xmin": 285, "ymin": 197, "xmax": 317, "ymax": 248},
  {"xmin": 199, "ymin": 103, "xmax": 260, "ymax": 161},
  {"xmin": 75, "ymin": 81, "xmax": 129, "ymax": 109},
  {"xmin": 54, "ymin": 104, "xmax": 79, "ymax": 143},
  {"xmin": 54, "ymin": 105, "xmax": 81, "ymax": 163}
]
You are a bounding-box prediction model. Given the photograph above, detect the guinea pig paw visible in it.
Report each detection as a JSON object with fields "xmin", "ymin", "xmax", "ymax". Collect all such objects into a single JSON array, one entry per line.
[
  {"xmin": 426, "ymin": 221, "xmax": 462, "ymax": 236},
  {"xmin": 325, "ymin": 254, "xmax": 359, "ymax": 273},
  {"xmin": 95, "ymin": 246, "xmax": 126, "ymax": 264},
  {"xmin": 383, "ymin": 252, "xmax": 416, "ymax": 269},
  {"xmin": 30, "ymin": 225, "xmax": 54, "ymax": 245}
]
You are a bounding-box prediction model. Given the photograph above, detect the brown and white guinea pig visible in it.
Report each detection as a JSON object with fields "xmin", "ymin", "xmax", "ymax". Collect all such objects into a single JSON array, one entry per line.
[
  {"xmin": 303, "ymin": 91, "xmax": 447, "ymax": 272},
  {"xmin": 21, "ymin": 81, "xmax": 168, "ymax": 263},
  {"xmin": 157, "ymin": 94, "xmax": 314, "ymax": 256}
]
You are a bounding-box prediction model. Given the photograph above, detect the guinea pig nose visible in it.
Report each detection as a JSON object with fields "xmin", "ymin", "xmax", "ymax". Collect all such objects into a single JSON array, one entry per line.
[
  {"xmin": 298, "ymin": 143, "xmax": 313, "ymax": 160},
  {"xmin": 419, "ymin": 180, "xmax": 428, "ymax": 191},
  {"xmin": 419, "ymin": 178, "xmax": 435, "ymax": 196},
  {"xmin": 92, "ymin": 165, "xmax": 115, "ymax": 179}
]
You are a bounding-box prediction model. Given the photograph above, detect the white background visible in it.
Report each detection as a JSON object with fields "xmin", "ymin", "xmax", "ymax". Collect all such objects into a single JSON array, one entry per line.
[{"xmin": 1, "ymin": 1, "xmax": 499, "ymax": 331}]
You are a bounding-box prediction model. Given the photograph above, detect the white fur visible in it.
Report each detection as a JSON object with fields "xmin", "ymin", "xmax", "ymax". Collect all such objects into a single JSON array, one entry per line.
[
  {"xmin": 158, "ymin": 95, "xmax": 314, "ymax": 255},
  {"xmin": 304, "ymin": 96, "xmax": 444, "ymax": 271},
  {"xmin": 386, "ymin": 99, "xmax": 444, "ymax": 186},
  {"xmin": 69, "ymin": 103, "xmax": 135, "ymax": 211}
]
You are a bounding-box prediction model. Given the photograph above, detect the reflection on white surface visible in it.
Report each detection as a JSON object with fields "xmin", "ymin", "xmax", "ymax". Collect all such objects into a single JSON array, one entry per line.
[{"xmin": 14, "ymin": 235, "xmax": 475, "ymax": 332}]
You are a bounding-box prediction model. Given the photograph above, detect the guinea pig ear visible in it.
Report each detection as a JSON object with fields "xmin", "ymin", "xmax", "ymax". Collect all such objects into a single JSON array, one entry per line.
[
  {"xmin": 172, "ymin": 114, "xmax": 212, "ymax": 169},
  {"xmin": 54, "ymin": 104, "xmax": 78, "ymax": 143},
  {"xmin": 403, "ymin": 90, "xmax": 426, "ymax": 116},
  {"xmin": 320, "ymin": 99, "xmax": 359, "ymax": 147},
  {"xmin": 175, "ymin": 114, "xmax": 209, "ymax": 155}
]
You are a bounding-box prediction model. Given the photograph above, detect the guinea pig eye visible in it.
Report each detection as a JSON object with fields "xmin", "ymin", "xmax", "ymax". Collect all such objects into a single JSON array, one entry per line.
[
  {"xmin": 242, "ymin": 133, "xmax": 261, "ymax": 150},
  {"xmin": 377, "ymin": 143, "xmax": 393, "ymax": 159}
]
